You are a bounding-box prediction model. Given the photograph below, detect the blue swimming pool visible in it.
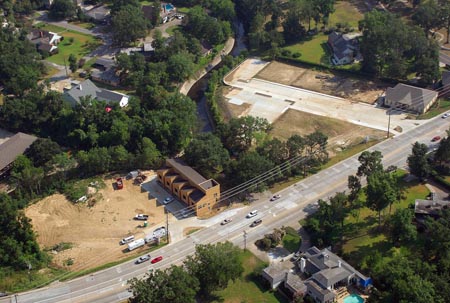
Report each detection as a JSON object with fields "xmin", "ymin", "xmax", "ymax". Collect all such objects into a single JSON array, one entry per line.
[
  {"xmin": 165, "ymin": 3, "xmax": 175, "ymax": 12},
  {"xmin": 343, "ymin": 294, "xmax": 364, "ymax": 303}
]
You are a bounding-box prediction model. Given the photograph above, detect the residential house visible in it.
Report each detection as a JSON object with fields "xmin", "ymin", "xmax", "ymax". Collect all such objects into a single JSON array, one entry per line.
[
  {"xmin": 157, "ymin": 158, "xmax": 220, "ymax": 217},
  {"xmin": 85, "ymin": 5, "xmax": 110, "ymax": 23},
  {"xmin": 414, "ymin": 198, "xmax": 450, "ymax": 226},
  {"xmin": 262, "ymin": 264, "xmax": 287, "ymax": 289},
  {"xmin": 142, "ymin": 2, "xmax": 176, "ymax": 24},
  {"xmin": 441, "ymin": 71, "xmax": 450, "ymax": 97},
  {"xmin": 120, "ymin": 43, "xmax": 154, "ymax": 58},
  {"xmin": 299, "ymin": 247, "xmax": 372, "ymax": 303},
  {"xmin": 0, "ymin": 132, "xmax": 37, "ymax": 177},
  {"xmin": 90, "ymin": 57, "xmax": 121, "ymax": 87},
  {"xmin": 262, "ymin": 247, "xmax": 371, "ymax": 303},
  {"xmin": 27, "ymin": 29, "xmax": 62, "ymax": 55},
  {"xmin": 62, "ymin": 79, "xmax": 129, "ymax": 107},
  {"xmin": 384, "ymin": 83, "xmax": 438, "ymax": 114},
  {"xmin": 327, "ymin": 31, "xmax": 362, "ymax": 66}
]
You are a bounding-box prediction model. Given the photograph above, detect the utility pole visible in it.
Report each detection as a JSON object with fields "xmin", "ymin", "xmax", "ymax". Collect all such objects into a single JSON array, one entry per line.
[
  {"xmin": 165, "ymin": 208, "xmax": 169, "ymax": 244},
  {"xmin": 63, "ymin": 56, "xmax": 69, "ymax": 77},
  {"xmin": 243, "ymin": 230, "xmax": 247, "ymax": 250},
  {"xmin": 387, "ymin": 108, "xmax": 391, "ymax": 138},
  {"xmin": 14, "ymin": 294, "xmax": 18, "ymax": 303}
]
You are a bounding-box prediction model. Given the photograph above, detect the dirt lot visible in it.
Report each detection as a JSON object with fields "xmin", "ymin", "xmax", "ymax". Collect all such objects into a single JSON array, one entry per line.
[
  {"xmin": 271, "ymin": 109, "xmax": 386, "ymax": 155},
  {"xmin": 25, "ymin": 172, "xmax": 167, "ymax": 271},
  {"xmin": 255, "ymin": 61, "xmax": 387, "ymax": 104}
]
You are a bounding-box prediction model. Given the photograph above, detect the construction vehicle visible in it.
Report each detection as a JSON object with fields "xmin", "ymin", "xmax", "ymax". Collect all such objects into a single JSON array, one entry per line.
[
  {"xmin": 116, "ymin": 177, "xmax": 123, "ymax": 189},
  {"xmin": 133, "ymin": 171, "xmax": 148, "ymax": 185}
]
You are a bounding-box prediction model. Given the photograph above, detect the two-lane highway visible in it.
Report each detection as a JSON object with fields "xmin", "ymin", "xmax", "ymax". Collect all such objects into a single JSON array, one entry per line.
[{"xmin": 3, "ymin": 114, "xmax": 449, "ymax": 303}]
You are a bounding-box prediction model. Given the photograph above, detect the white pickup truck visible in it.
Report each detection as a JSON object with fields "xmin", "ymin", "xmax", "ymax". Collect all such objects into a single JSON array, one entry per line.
[{"xmin": 134, "ymin": 214, "xmax": 149, "ymax": 220}]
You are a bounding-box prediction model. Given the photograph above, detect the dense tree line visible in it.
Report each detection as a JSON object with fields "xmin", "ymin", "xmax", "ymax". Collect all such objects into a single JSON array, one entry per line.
[
  {"xmin": 128, "ymin": 242, "xmax": 243, "ymax": 302},
  {"xmin": 359, "ymin": 10, "xmax": 440, "ymax": 84}
]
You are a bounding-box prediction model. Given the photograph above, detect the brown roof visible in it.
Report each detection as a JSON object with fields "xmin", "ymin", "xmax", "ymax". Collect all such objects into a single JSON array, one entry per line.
[
  {"xmin": 167, "ymin": 158, "xmax": 207, "ymax": 186},
  {"xmin": 0, "ymin": 132, "xmax": 37, "ymax": 171}
]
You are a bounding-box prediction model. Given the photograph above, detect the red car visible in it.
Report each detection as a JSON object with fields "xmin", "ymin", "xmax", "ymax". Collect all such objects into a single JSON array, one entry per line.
[
  {"xmin": 431, "ymin": 136, "xmax": 441, "ymax": 142},
  {"xmin": 151, "ymin": 256, "xmax": 163, "ymax": 264},
  {"xmin": 116, "ymin": 178, "xmax": 123, "ymax": 189}
]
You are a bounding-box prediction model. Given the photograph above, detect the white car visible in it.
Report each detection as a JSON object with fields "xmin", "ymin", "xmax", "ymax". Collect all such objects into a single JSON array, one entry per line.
[
  {"xmin": 270, "ymin": 194, "xmax": 281, "ymax": 201},
  {"xmin": 221, "ymin": 218, "xmax": 233, "ymax": 225},
  {"xmin": 442, "ymin": 113, "xmax": 450, "ymax": 119},
  {"xmin": 163, "ymin": 197, "xmax": 174, "ymax": 205},
  {"xmin": 246, "ymin": 210, "xmax": 258, "ymax": 218}
]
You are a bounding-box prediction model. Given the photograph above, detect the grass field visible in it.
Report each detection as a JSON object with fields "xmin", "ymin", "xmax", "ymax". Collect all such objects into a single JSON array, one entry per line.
[
  {"xmin": 328, "ymin": 0, "xmax": 366, "ymax": 28},
  {"xmin": 35, "ymin": 23, "xmax": 101, "ymax": 66},
  {"xmin": 284, "ymin": 33, "xmax": 330, "ymax": 66},
  {"xmin": 417, "ymin": 99, "xmax": 450, "ymax": 120},
  {"xmin": 166, "ymin": 25, "xmax": 181, "ymax": 36},
  {"xmin": 212, "ymin": 250, "xmax": 287, "ymax": 303},
  {"xmin": 281, "ymin": 0, "xmax": 366, "ymax": 66},
  {"xmin": 341, "ymin": 170, "xmax": 430, "ymax": 264}
]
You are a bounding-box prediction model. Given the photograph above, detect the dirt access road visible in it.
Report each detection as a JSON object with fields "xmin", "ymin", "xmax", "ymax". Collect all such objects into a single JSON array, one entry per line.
[{"xmin": 25, "ymin": 173, "xmax": 167, "ymax": 271}]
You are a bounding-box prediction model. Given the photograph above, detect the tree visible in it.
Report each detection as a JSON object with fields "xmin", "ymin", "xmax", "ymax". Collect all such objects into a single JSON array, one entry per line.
[
  {"xmin": 111, "ymin": 5, "xmax": 147, "ymax": 46},
  {"xmin": 347, "ymin": 175, "xmax": 361, "ymax": 203},
  {"xmin": 68, "ymin": 54, "xmax": 77, "ymax": 73},
  {"xmin": 167, "ymin": 52, "xmax": 195, "ymax": 82},
  {"xmin": 0, "ymin": 194, "xmax": 46, "ymax": 269},
  {"xmin": 227, "ymin": 151, "xmax": 275, "ymax": 189},
  {"xmin": 357, "ymin": 150, "xmax": 383, "ymax": 178},
  {"xmin": 184, "ymin": 133, "xmax": 230, "ymax": 179},
  {"xmin": 407, "ymin": 142, "xmax": 431, "ymax": 180},
  {"xmin": 49, "ymin": 0, "xmax": 75, "ymax": 20},
  {"xmin": 27, "ymin": 138, "xmax": 62, "ymax": 167},
  {"xmin": 128, "ymin": 265, "xmax": 199, "ymax": 303},
  {"xmin": 137, "ymin": 137, "xmax": 162, "ymax": 169},
  {"xmin": 184, "ymin": 242, "xmax": 243, "ymax": 296},
  {"xmin": 434, "ymin": 129, "xmax": 450, "ymax": 164},
  {"xmin": 11, "ymin": 155, "xmax": 45, "ymax": 195},
  {"xmin": 256, "ymin": 138, "xmax": 289, "ymax": 165},
  {"xmin": 366, "ymin": 170, "xmax": 397, "ymax": 228},
  {"xmin": 388, "ymin": 208, "xmax": 417, "ymax": 245},
  {"xmin": 412, "ymin": 0, "xmax": 443, "ymax": 36}
]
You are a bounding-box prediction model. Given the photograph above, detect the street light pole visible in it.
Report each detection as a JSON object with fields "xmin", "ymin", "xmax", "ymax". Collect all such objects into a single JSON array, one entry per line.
[{"xmin": 387, "ymin": 108, "xmax": 391, "ymax": 138}]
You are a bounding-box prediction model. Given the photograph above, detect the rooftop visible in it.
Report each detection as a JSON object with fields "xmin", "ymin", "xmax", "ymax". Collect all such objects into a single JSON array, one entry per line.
[
  {"xmin": 166, "ymin": 158, "xmax": 207, "ymax": 186},
  {"xmin": 0, "ymin": 132, "xmax": 37, "ymax": 171},
  {"xmin": 386, "ymin": 83, "xmax": 438, "ymax": 107},
  {"xmin": 415, "ymin": 199, "xmax": 450, "ymax": 216}
]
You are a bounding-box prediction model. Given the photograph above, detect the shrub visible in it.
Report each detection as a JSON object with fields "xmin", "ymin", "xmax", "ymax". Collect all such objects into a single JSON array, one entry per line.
[
  {"xmin": 281, "ymin": 49, "xmax": 292, "ymax": 57},
  {"xmin": 292, "ymin": 52, "xmax": 301, "ymax": 58}
]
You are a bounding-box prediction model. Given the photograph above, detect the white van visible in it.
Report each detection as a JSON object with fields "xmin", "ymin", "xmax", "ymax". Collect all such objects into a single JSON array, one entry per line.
[{"xmin": 120, "ymin": 235, "xmax": 135, "ymax": 245}]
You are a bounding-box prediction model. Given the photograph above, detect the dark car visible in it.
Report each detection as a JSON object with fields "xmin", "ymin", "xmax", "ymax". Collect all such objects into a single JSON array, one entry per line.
[
  {"xmin": 432, "ymin": 136, "xmax": 441, "ymax": 142},
  {"xmin": 135, "ymin": 254, "xmax": 151, "ymax": 264},
  {"xmin": 151, "ymin": 256, "xmax": 163, "ymax": 264},
  {"xmin": 0, "ymin": 293, "xmax": 8, "ymax": 297},
  {"xmin": 250, "ymin": 219, "xmax": 262, "ymax": 227}
]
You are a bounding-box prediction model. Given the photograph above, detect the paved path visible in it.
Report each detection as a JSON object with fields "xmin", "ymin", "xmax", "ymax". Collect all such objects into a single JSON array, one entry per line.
[
  {"xmin": 3, "ymin": 108, "xmax": 449, "ymax": 303},
  {"xmin": 179, "ymin": 37, "xmax": 235, "ymax": 95},
  {"xmin": 223, "ymin": 58, "xmax": 424, "ymax": 135}
]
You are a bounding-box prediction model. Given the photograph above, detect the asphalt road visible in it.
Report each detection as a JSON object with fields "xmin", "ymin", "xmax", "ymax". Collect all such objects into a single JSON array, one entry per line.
[{"xmin": 2, "ymin": 113, "xmax": 448, "ymax": 303}]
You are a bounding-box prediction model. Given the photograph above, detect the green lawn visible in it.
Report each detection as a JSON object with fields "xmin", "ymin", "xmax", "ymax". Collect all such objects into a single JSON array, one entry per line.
[
  {"xmin": 341, "ymin": 170, "xmax": 430, "ymax": 263},
  {"xmin": 212, "ymin": 250, "xmax": 287, "ymax": 303},
  {"xmin": 35, "ymin": 23, "xmax": 102, "ymax": 66},
  {"xmin": 284, "ymin": 33, "xmax": 330, "ymax": 66},
  {"xmin": 328, "ymin": 0, "xmax": 366, "ymax": 28},
  {"xmin": 165, "ymin": 25, "xmax": 181, "ymax": 36},
  {"xmin": 282, "ymin": 227, "xmax": 302, "ymax": 253},
  {"xmin": 417, "ymin": 99, "xmax": 450, "ymax": 120},
  {"xmin": 69, "ymin": 21, "xmax": 96, "ymax": 30}
]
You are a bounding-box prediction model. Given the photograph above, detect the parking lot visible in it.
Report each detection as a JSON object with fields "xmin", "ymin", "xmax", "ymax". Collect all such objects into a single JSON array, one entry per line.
[{"xmin": 223, "ymin": 58, "xmax": 426, "ymax": 135}]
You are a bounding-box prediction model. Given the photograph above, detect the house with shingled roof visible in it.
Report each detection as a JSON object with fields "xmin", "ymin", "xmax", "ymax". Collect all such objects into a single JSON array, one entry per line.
[
  {"xmin": 0, "ymin": 132, "xmax": 37, "ymax": 177},
  {"xmin": 384, "ymin": 83, "xmax": 438, "ymax": 114},
  {"xmin": 62, "ymin": 79, "xmax": 129, "ymax": 107},
  {"xmin": 328, "ymin": 31, "xmax": 362, "ymax": 66}
]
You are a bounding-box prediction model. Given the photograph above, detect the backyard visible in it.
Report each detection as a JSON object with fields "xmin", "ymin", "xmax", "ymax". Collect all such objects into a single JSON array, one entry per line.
[
  {"xmin": 35, "ymin": 23, "xmax": 102, "ymax": 66},
  {"xmin": 211, "ymin": 250, "xmax": 287, "ymax": 303},
  {"xmin": 281, "ymin": 0, "xmax": 367, "ymax": 67},
  {"xmin": 341, "ymin": 170, "xmax": 430, "ymax": 264}
]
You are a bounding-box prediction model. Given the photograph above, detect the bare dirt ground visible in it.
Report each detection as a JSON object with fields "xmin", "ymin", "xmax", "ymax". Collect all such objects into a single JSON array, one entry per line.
[
  {"xmin": 255, "ymin": 61, "xmax": 387, "ymax": 104},
  {"xmin": 25, "ymin": 172, "xmax": 167, "ymax": 271},
  {"xmin": 271, "ymin": 109, "xmax": 386, "ymax": 156}
]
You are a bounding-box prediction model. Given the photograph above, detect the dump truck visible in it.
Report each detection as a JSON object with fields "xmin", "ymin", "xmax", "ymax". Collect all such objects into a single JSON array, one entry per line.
[{"xmin": 128, "ymin": 238, "xmax": 145, "ymax": 251}]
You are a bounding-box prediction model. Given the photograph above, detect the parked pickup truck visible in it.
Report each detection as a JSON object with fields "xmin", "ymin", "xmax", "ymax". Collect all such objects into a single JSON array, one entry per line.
[{"xmin": 134, "ymin": 214, "xmax": 149, "ymax": 220}]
